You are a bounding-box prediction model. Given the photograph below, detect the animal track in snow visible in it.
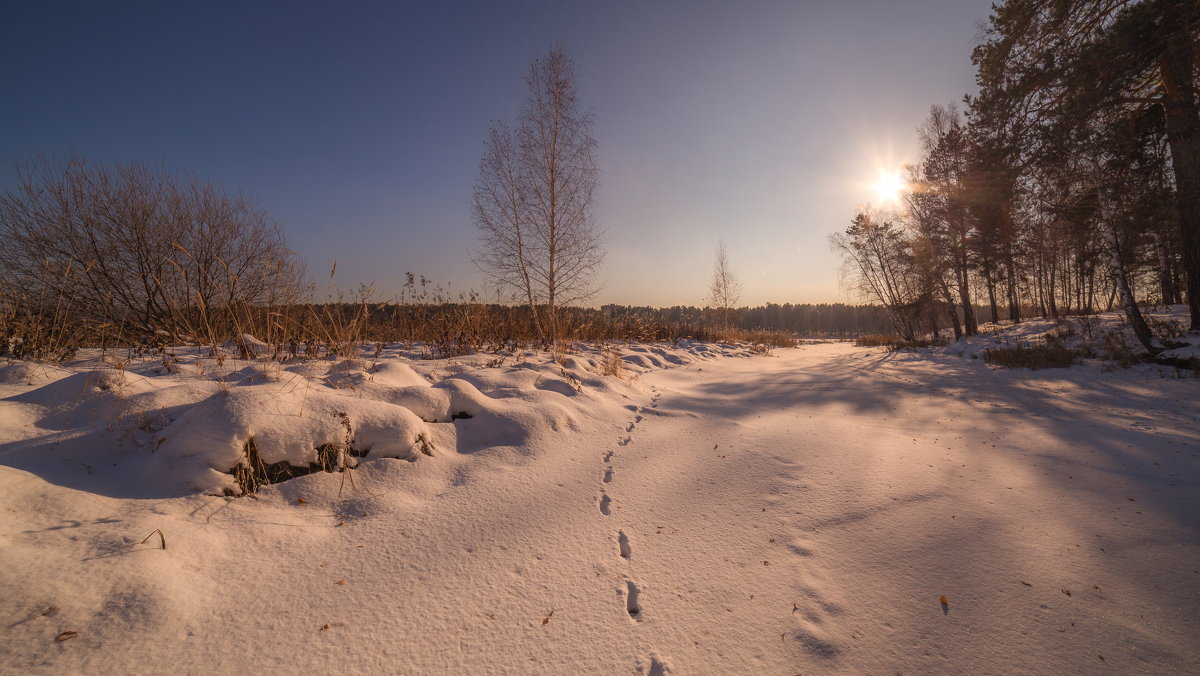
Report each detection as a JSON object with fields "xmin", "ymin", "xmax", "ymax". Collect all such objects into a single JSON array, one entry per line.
[
  {"xmin": 641, "ymin": 654, "xmax": 670, "ymax": 675},
  {"xmin": 600, "ymin": 390, "xmax": 662, "ymax": 622},
  {"xmin": 624, "ymin": 580, "xmax": 642, "ymax": 619},
  {"xmin": 787, "ymin": 585, "xmax": 844, "ymax": 658},
  {"xmin": 617, "ymin": 530, "xmax": 631, "ymax": 559}
]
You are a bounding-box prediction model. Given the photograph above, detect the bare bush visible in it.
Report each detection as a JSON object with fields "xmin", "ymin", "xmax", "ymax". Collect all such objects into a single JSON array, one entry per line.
[
  {"xmin": 983, "ymin": 341, "xmax": 1078, "ymax": 369},
  {"xmin": 831, "ymin": 209, "xmax": 926, "ymax": 340},
  {"xmin": 0, "ymin": 154, "xmax": 305, "ymax": 349}
]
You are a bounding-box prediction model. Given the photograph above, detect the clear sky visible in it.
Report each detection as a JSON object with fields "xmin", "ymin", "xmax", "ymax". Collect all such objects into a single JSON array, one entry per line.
[{"xmin": 1, "ymin": 0, "xmax": 994, "ymax": 308}]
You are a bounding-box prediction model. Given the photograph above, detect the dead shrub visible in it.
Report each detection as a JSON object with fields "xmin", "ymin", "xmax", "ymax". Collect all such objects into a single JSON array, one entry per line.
[
  {"xmin": 885, "ymin": 336, "xmax": 947, "ymax": 351},
  {"xmin": 601, "ymin": 347, "xmax": 625, "ymax": 378},
  {"xmin": 855, "ymin": 334, "xmax": 900, "ymax": 347},
  {"xmin": 983, "ymin": 341, "xmax": 1077, "ymax": 369},
  {"xmin": 1099, "ymin": 330, "xmax": 1142, "ymax": 368}
]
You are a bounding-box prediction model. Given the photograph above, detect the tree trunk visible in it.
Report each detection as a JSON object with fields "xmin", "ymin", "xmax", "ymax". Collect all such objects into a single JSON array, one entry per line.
[
  {"xmin": 940, "ymin": 279, "xmax": 963, "ymax": 341},
  {"xmin": 1047, "ymin": 254, "xmax": 1058, "ymax": 317},
  {"xmin": 1105, "ymin": 220, "xmax": 1160, "ymax": 354},
  {"xmin": 984, "ymin": 268, "xmax": 999, "ymax": 326},
  {"xmin": 1152, "ymin": 232, "xmax": 1179, "ymax": 305},
  {"xmin": 957, "ymin": 262, "xmax": 977, "ymax": 336},
  {"xmin": 1005, "ymin": 256, "xmax": 1021, "ymax": 322},
  {"xmin": 1158, "ymin": 31, "xmax": 1200, "ymax": 329}
]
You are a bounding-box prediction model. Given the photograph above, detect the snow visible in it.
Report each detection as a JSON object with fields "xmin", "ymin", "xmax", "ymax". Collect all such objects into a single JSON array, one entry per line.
[
  {"xmin": 939, "ymin": 305, "xmax": 1200, "ymax": 365},
  {"xmin": 0, "ymin": 330, "xmax": 1197, "ymax": 673}
]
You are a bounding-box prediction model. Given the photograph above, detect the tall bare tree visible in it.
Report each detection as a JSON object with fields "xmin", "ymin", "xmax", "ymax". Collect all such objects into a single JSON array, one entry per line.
[
  {"xmin": 472, "ymin": 122, "xmax": 545, "ymax": 339},
  {"xmin": 707, "ymin": 239, "xmax": 742, "ymax": 327},
  {"xmin": 472, "ymin": 44, "xmax": 603, "ymax": 344}
]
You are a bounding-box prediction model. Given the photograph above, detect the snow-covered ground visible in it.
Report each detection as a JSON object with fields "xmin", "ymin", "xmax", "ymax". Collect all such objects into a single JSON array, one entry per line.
[
  {"xmin": 939, "ymin": 305, "xmax": 1200, "ymax": 366},
  {"xmin": 1, "ymin": 332, "xmax": 1197, "ymax": 674}
]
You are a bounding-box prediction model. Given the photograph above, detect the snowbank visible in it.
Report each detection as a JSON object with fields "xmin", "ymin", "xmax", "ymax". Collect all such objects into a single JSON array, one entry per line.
[
  {"xmin": 0, "ymin": 340, "xmax": 757, "ymax": 498},
  {"xmin": 924, "ymin": 305, "xmax": 1199, "ymax": 370}
]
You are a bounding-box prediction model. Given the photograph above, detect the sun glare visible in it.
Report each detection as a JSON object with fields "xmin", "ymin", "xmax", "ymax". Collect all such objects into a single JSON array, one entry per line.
[{"xmin": 874, "ymin": 171, "xmax": 905, "ymax": 204}]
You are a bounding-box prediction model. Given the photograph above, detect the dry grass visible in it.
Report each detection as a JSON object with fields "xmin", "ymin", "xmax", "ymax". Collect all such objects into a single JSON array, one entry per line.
[
  {"xmin": 886, "ymin": 336, "xmax": 948, "ymax": 351},
  {"xmin": 2, "ymin": 256, "xmax": 820, "ymax": 366},
  {"xmin": 854, "ymin": 333, "xmax": 946, "ymax": 351},
  {"xmin": 601, "ymin": 347, "xmax": 626, "ymax": 378},
  {"xmin": 855, "ymin": 333, "xmax": 900, "ymax": 347},
  {"xmin": 983, "ymin": 341, "xmax": 1078, "ymax": 370}
]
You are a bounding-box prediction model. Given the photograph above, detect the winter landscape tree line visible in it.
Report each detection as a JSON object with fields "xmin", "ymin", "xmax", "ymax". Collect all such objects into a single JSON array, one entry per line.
[
  {"xmin": 0, "ymin": 44, "xmax": 882, "ymax": 362},
  {"xmin": 834, "ymin": 0, "xmax": 1199, "ymax": 353},
  {"xmin": 3, "ymin": 1, "xmax": 1195, "ymax": 364}
]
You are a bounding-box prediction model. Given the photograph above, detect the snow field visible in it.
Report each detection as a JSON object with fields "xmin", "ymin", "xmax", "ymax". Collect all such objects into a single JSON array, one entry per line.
[{"xmin": 0, "ymin": 326, "xmax": 1197, "ymax": 674}]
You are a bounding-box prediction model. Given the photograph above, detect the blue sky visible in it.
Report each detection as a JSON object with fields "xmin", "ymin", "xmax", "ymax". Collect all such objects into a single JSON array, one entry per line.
[{"xmin": 1, "ymin": 0, "xmax": 994, "ymax": 307}]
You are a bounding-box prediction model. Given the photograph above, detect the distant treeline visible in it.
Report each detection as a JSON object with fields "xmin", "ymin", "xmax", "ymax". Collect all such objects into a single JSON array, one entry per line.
[
  {"xmin": 355, "ymin": 301, "xmax": 897, "ymax": 346},
  {"xmin": 597, "ymin": 303, "xmax": 893, "ymax": 338}
]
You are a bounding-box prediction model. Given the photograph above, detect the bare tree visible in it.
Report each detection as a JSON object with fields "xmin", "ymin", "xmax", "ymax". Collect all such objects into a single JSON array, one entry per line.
[
  {"xmin": 0, "ymin": 154, "xmax": 304, "ymax": 343},
  {"xmin": 706, "ymin": 240, "xmax": 742, "ymax": 327},
  {"xmin": 472, "ymin": 44, "xmax": 603, "ymax": 344},
  {"xmin": 472, "ymin": 122, "xmax": 545, "ymax": 339},
  {"xmin": 831, "ymin": 209, "xmax": 925, "ymax": 340}
]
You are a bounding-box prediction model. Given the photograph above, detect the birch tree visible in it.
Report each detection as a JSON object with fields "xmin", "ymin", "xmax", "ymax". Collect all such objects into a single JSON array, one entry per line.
[
  {"xmin": 472, "ymin": 45, "xmax": 603, "ymax": 344},
  {"xmin": 707, "ymin": 240, "xmax": 742, "ymax": 327}
]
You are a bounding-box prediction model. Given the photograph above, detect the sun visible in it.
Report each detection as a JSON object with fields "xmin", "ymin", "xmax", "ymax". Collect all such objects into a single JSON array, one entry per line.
[{"xmin": 874, "ymin": 171, "xmax": 905, "ymax": 204}]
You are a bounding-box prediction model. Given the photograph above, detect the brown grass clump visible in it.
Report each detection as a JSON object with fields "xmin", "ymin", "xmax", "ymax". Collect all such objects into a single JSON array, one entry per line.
[
  {"xmin": 983, "ymin": 341, "xmax": 1077, "ymax": 370},
  {"xmin": 886, "ymin": 336, "xmax": 948, "ymax": 351},
  {"xmin": 855, "ymin": 334, "xmax": 899, "ymax": 347},
  {"xmin": 601, "ymin": 347, "xmax": 625, "ymax": 378}
]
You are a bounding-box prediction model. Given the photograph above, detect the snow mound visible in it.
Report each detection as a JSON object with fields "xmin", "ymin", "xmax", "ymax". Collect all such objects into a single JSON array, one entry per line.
[
  {"xmin": 223, "ymin": 333, "xmax": 270, "ymax": 358},
  {"xmin": 151, "ymin": 381, "xmax": 435, "ymax": 495},
  {"xmin": 0, "ymin": 362, "xmax": 72, "ymax": 386},
  {"xmin": 0, "ymin": 339, "xmax": 762, "ymax": 497},
  {"xmin": 8, "ymin": 369, "xmax": 160, "ymax": 430}
]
